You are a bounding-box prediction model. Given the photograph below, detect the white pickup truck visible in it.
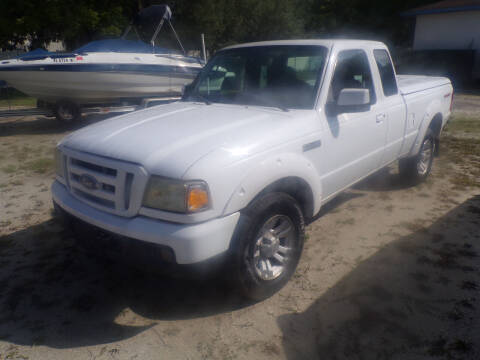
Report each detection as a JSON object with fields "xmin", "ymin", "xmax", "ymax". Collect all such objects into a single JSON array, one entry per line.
[{"xmin": 52, "ymin": 40, "xmax": 453, "ymax": 300}]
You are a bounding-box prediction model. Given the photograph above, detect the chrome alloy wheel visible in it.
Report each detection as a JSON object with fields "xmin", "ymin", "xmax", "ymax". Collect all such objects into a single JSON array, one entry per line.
[
  {"xmin": 253, "ymin": 215, "xmax": 295, "ymax": 281},
  {"xmin": 417, "ymin": 138, "xmax": 433, "ymax": 176}
]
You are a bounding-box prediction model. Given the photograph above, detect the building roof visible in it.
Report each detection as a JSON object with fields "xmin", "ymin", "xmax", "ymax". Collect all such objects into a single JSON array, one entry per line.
[{"xmin": 403, "ymin": 0, "xmax": 480, "ymax": 16}]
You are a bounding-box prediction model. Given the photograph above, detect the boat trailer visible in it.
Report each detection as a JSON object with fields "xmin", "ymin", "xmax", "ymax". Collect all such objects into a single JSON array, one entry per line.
[{"xmin": 0, "ymin": 96, "xmax": 180, "ymax": 121}]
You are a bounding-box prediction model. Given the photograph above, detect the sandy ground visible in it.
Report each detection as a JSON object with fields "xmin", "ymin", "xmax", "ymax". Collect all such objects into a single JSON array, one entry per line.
[{"xmin": 0, "ymin": 95, "xmax": 479, "ymax": 359}]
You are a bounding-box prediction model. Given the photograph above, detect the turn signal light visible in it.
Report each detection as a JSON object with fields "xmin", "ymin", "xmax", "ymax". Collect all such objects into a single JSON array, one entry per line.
[{"xmin": 187, "ymin": 187, "xmax": 209, "ymax": 212}]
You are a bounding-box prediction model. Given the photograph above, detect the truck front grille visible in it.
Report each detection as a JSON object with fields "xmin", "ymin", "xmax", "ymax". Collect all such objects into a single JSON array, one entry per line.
[{"xmin": 63, "ymin": 148, "xmax": 148, "ymax": 217}]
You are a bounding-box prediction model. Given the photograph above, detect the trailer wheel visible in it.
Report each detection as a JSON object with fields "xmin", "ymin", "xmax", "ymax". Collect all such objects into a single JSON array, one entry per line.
[{"xmin": 54, "ymin": 101, "xmax": 81, "ymax": 122}]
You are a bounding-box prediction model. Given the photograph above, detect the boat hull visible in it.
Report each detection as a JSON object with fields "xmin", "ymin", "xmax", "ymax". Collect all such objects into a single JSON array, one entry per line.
[{"xmin": 0, "ymin": 68, "xmax": 197, "ymax": 104}]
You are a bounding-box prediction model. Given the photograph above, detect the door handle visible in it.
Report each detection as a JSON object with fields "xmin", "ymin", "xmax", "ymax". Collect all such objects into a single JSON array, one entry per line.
[{"xmin": 376, "ymin": 113, "xmax": 386, "ymax": 123}]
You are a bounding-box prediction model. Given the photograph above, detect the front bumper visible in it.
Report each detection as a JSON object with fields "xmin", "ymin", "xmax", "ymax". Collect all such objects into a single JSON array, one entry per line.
[{"xmin": 52, "ymin": 181, "xmax": 240, "ymax": 264}]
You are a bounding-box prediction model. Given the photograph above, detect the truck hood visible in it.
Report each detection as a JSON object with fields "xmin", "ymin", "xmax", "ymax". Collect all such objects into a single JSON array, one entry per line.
[{"xmin": 61, "ymin": 102, "xmax": 314, "ymax": 178}]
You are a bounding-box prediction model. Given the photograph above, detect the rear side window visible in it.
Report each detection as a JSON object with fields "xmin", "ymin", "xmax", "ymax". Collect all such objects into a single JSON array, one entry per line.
[
  {"xmin": 328, "ymin": 49, "xmax": 376, "ymax": 105},
  {"xmin": 373, "ymin": 49, "xmax": 398, "ymax": 96}
]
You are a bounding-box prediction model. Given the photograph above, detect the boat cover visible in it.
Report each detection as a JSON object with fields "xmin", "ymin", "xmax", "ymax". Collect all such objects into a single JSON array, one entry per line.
[
  {"xmin": 75, "ymin": 39, "xmax": 174, "ymax": 54},
  {"xmin": 17, "ymin": 48, "xmax": 54, "ymax": 61}
]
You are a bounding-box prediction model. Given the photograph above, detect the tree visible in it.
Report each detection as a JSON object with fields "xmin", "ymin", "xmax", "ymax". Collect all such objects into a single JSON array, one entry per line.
[
  {"xmin": 168, "ymin": 0, "xmax": 309, "ymax": 52},
  {"xmin": 0, "ymin": 0, "xmax": 136, "ymax": 50},
  {"xmin": 0, "ymin": 0, "xmax": 441, "ymax": 52},
  {"xmin": 304, "ymin": 0, "xmax": 436, "ymax": 46}
]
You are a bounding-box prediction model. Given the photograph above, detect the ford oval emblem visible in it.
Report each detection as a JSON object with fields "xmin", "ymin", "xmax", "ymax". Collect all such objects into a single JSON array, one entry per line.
[{"xmin": 79, "ymin": 174, "xmax": 99, "ymax": 190}]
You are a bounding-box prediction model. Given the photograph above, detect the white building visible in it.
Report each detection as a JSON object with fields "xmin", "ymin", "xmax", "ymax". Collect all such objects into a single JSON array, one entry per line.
[{"xmin": 405, "ymin": 0, "xmax": 480, "ymax": 79}]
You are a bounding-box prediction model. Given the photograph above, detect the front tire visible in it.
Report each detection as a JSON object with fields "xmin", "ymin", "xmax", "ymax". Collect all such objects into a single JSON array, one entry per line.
[
  {"xmin": 231, "ymin": 192, "xmax": 305, "ymax": 301},
  {"xmin": 399, "ymin": 128, "xmax": 435, "ymax": 185}
]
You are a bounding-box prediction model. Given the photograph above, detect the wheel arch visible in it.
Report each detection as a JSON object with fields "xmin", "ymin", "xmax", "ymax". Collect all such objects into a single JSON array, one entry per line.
[
  {"xmin": 428, "ymin": 113, "xmax": 443, "ymax": 156},
  {"xmin": 221, "ymin": 153, "xmax": 322, "ymax": 219},
  {"xmin": 249, "ymin": 177, "xmax": 315, "ymax": 220},
  {"xmin": 409, "ymin": 98, "xmax": 444, "ymax": 157}
]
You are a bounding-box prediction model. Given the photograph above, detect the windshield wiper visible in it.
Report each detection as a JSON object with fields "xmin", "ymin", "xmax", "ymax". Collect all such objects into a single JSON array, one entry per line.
[
  {"xmin": 260, "ymin": 99, "xmax": 289, "ymax": 112},
  {"xmin": 238, "ymin": 93, "xmax": 289, "ymax": 112}
]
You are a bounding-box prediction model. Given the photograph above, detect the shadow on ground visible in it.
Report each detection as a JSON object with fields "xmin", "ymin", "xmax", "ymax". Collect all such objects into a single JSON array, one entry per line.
[
  {"xmin": 354, "ymin": 166, "xmax": 415, "ymax": 192},
  {"xmin": 279, "ymin": 195, "xmax": 480, "ymax": 359},
  {"xmin": 0, "ymin": 219, "xmax": 247, "ymax": 348}
]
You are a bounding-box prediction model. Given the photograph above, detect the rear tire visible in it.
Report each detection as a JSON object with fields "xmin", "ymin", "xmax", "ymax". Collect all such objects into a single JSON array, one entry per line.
[
  {"xmin": 399, "ymin": 128, "xmax": 435, "ymax": 185},
  {"xmin": 231, "ymin": 192, "xmax": 305, "ymax": 301}
]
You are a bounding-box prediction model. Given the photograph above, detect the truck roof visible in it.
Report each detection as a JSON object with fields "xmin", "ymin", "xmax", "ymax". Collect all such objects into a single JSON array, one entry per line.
[{"xmin": 222, "ymin": 39, "xmax": 387, "ymax": 50}]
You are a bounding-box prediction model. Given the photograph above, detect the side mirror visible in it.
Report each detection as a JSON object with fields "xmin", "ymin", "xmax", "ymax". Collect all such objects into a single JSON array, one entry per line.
[
  {"xmin": 337, "ymin": 88, "xmax": 370, "ymax": 106},
  {"xmin": 326, "ymin": 88, "xmax": 371, "ymax": 116}
]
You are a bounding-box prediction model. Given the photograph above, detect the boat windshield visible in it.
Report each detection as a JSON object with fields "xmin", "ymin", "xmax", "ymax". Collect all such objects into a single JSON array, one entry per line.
[{"xmin": 188, "ymin": 45, "xmax": 328, "ymax": 110}]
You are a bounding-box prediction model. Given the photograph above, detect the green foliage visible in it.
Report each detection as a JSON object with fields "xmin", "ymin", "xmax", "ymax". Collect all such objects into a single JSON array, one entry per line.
[
  {"xmin": 305, "ymin": 0, "xmax": 435, "ymax": 45},
  {"xmin": 0, "ymin": 0, "xmax": 136, "ymax": 50},
  {"xmin": 172, "ymin": 0, "xmax": 308, "ymax": 52},
  {"xmin": 0, "ymin": 0, "xmax": 441, "ymax": 52}
]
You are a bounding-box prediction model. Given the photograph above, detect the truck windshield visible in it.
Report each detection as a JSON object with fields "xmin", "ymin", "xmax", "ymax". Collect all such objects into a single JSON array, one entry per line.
[{"xmin": 187, "ymin": 45, "xmax": 328, "ymax": 110}]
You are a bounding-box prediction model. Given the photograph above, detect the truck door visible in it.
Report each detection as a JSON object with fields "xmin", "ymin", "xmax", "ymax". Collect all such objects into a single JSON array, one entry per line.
[
  {"xmin": 320, "ymin": 49, "xmax": 387, "ymax": 199},
  {"xmin": 372, "ymin": 49, "xmax": 407, "ymax": 166}
]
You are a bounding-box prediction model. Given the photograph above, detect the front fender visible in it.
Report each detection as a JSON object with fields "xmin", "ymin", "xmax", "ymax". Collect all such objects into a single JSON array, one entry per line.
[{"xmin": 222, "ymin": 152, "xmax": 322, "ymax": 218}]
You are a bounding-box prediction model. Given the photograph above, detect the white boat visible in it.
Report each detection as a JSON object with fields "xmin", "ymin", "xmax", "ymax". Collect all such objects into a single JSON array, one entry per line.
[{"xmin": 0, "ymin": 5, "xmax": 203, "ymax": 115}]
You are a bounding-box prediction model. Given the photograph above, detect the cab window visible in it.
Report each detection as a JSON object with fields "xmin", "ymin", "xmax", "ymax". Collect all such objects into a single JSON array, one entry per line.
[
  {"xmin": 328, "ymin": 49, "xmax": 376, "ymax": 105},
  {"xmin": 373, "ymin": 49, "xmax": 398, "ymax": 96}
]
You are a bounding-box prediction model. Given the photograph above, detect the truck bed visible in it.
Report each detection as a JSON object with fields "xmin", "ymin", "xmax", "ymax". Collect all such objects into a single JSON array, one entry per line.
[{"xmin": 397, "ymin": 75, "xmax": 451, "ymax": 95}]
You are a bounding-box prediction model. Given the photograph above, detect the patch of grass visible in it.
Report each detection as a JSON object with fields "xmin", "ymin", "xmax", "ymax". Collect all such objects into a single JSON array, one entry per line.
[
  {"xmin": 397, "ymin": 219, "xmax": 428, "ymax": 233},
  {"xmin": 20, "ymin": 157, "xmax": 54, "ymax": 174},
  {"xmin": 461, "ymin": 280, "xmax": 477, "ymax": 290},
  {"xmin": 0, "ymin": 95, "xmax": 36, "ymax": 108},
  {"xmin": 32, "ymin": 336, "xmax": 46, "ymax": 346},
  {"xmin": 21, "ymin": 213, "xmax": 33, "ymax": 222},
  {"xmin": 13, "ymin": 145, "xmax": 32, "ymax": 162},
  {"xmin": 9, "ymin": 179, "xmax": 23, "ymax": 186},
  {"xmin": 0, "ymin": 238, "xmax": 14, "ymax": 254},
  {"xmin": 1, "ymin": 164, "xmax": 16, "ymax": 174},
  {"xmin": 378, "ymin": 192, "xmax": 392, "ymax": 201},
  {"xmin": 163, "ymin": 327, "xmax": 181, "ymax": 336},
  {"xmin": 450, "ymin": 339, "xmax": 472, "ymax": 353},
  {"xmin": 384, "ymin": 204, "xmax": 394, "ymax": 212},
  {"xmin": 445, "ymin": 115, "xmax": 480, "ymax": 133},
  {"xmin": 443, "ymin": 135, "xmax": 480, "ymax": 160},
  {"xmin": 1, "ymin": 220, "xmax": 12, "ymax": 227},
  {"xmin": 336, "ymin": 217, "xmax": 355, "ymax": 226},
  {"xmin": 449, "ymin": 174, "xmax": 480, "ymax": 190},
  {"xmin": 260, "ymin": 342, "xmax": 280, "ymax": 356}
]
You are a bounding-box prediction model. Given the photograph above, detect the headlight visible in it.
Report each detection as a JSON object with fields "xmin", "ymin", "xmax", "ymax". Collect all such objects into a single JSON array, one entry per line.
[
  {"xmin": 55, "ymin": 147, "xmax": 65, "ymax": 178},
  {"xmin": 142, "ymin": 176, "xmax": 210, "ymax": 213}
]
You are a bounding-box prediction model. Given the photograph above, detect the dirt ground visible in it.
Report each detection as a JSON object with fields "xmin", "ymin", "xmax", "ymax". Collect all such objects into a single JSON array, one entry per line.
[{"xmin": 0, "ymin": 94, "xmax": 479, "ymax": 360}]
